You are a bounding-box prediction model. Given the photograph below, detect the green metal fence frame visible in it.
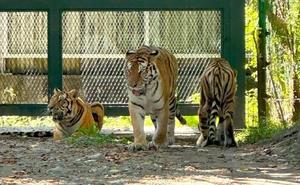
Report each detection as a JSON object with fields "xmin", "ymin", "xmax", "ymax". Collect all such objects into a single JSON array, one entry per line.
[{"xmin": 0, "ymin": 0, "xmax": 245, "ymax": 128}]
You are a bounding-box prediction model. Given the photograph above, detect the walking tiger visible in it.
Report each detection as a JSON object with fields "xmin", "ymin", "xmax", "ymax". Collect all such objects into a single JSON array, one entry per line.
[
  {"xmin": 196, "ymin": 58, "xmax": 238, "ymax": 147},
  {"xmin": 124, "ymin": 46, "xmax": 186, "ymax": 151}
]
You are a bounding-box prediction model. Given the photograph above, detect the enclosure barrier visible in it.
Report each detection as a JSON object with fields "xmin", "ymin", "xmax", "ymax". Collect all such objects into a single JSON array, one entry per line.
[{"xmin": 0, "ymin": 0, "xmax": 245, "ymax": 128}]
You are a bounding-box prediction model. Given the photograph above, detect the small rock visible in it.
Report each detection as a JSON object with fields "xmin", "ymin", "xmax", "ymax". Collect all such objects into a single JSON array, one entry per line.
[
  {"xmin": 268, "ymin": 164, "xmax": 277, "ymax": 168},
  {"xmin": 109, "ymin": 169, "xmax": 121, "ymax": 174},
  {"xmin": 84, "ymin": 159, "xmax": 96, "ymax": 164},
  {"xmin": 263, "ymin": 148, "xmax": 272, "ymax": 155},
  {"xmin": 119, "ymin": 168, "xmax": 130, "ymax": 173},
  {"xmin": 217, "ymin": 154, "xmax": 225, "ymax": 158},
  {"xmin": 197, "ymin": 148, "xmax": 209, "ymax": 152},
  {"xmin": 88, "ymin": 168, "xmax": 98, "ymax": 173},
  {"xmin": 87, "ymin": 153, "xmax": 103, "ymax": 160},
  {"xmin": 153, "ymin": 163, "xmax": 161, "ymax": 168},
  {"xmin": 277, "ymin": 158, "xmax": 287, "ymax": 162},
  {"xmin": 47, "ymin": 166, "xmax": 65, "ymax": 175}
]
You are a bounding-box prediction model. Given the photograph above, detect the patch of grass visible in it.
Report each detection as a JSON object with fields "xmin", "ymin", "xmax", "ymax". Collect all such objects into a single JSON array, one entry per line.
[
  {"xmin": 103, "ymin": 116, "xmax": 131, "ymax": 129},
  {"xmin": 104, "ymin": 115, "xmax": 199, "ymax": 129},
  {"xmin": 66, "ymin": 124, "xmax": 131, "ymax": 147},
  {"xmin": 103, "ymin": 116, "xmax": 153, "ymax": 129},
  {"xmin": 76, "ymin": 123, "xmax": 101, "ymax": 137},
  {"xmin": 181, "ymin": 116, "xmax": 198, "ymax": 128},
  {"xmin": 66, "ymin": 134, "xmax": 131, "ymax": 147},
  {"xmin": 236, "ymin": 120, "xmax": 289, "ymax": 144},
  {"xmin": 0, "ymin": 116, "xmax": 54, "ymax": 127}
]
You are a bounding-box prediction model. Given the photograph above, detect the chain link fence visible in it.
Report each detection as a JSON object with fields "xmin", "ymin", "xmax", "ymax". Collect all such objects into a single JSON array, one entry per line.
[
  {"xmin": 62, "ymin": 11, "xmax": 221, "ymax": 104},
  {"xmin": 0, "ymin": 11, "xmax": 221, "ymax": 131},
  {"xmin": 0, "ymin": 11, "xmax": 221, "ymax": 105},
  {"xmin": 0, "ymin": 12, "xmax": 48, "ymax": 104}
]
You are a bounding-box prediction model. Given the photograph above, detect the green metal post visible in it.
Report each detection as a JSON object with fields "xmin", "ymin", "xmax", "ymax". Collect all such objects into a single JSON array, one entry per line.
[
  {"xmin": 258, "ymin": 0, "xmax": 267, "ymax": 124},
  {"xmin": 223, "ymin": 0, "xmax": 245, "ymax": 128},
  {"xmin": 48, "ymin": 8, "xmax": 63, "ymax": 100}
]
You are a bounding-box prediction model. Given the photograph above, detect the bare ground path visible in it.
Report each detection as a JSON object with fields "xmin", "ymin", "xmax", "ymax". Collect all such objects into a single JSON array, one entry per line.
[{"xmin": 0, "ymin": 129, "xmax": 299, "ymax": 185}]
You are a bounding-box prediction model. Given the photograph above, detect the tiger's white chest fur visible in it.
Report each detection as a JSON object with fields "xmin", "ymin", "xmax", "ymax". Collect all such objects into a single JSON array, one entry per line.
[{"xmin": 128, "ymin": 79, "xmax": 164, "ymax": 115}]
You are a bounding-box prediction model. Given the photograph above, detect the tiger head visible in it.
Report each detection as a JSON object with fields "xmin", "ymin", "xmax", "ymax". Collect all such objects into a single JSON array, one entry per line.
[
  {"xmin": 48, "ymin": 89, "xmax": 78, "ymax": 121},
  {"xmin": 124, "ymin": 46, "xmax": 160, "ymax": 96}
]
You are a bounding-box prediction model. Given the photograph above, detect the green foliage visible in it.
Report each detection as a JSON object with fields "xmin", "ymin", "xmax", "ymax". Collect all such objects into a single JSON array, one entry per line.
[
  {"xmin": 76, "ymin": 123, "xmax": 99, "ymax": 137},
  {"xmin": 245, "ymin": 89, "xmax": 258, "ymax": 127},
  {"xmin": 245, "ymin": 0, "xmax": 259, "ymax": 71},
  {"xmin": 67, "ymin": 124, "xmax": 131, "ymax": 147},
  {"xmin": 236, "ymin": 120, "xmax": 288, "ymax": 144}
]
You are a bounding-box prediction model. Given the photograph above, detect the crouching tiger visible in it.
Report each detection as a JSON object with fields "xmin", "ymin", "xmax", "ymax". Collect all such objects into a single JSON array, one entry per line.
[
  {"xmin": 124, "ymin": 46, "xmax": 186, "ymax": 151},
  {"xmin": 196, "ymin": 58, "xmax": 238, "ymax": 147},
  {"xmin": 48, "ymin": 89, "xmax": 104, "ymax": 140}
]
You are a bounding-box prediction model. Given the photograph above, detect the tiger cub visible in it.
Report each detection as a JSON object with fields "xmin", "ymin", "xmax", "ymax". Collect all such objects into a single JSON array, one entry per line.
[
  {"xmin": 124, "ymin": 45, "xmax": 186, "ymax": 151},
  {"xmin": 196, "ymin": 58, "xmax": 237, "ymax": 147},
  {"xmin": 48, "ymin": 89, "xmax": 104, "ymax": 140}
]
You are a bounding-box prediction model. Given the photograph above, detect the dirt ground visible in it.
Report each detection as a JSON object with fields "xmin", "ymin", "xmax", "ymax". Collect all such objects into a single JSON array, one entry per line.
[{"xmin": 0, "ymin": 126, "xmax": 300, "ymax": 185}]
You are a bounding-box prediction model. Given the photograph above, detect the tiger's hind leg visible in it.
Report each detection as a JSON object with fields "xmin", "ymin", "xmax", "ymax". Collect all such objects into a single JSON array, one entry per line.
[
  {"xmin": 196, "ymin": 105, "xmax": 209, "ymax": 147},
  {"xmin": 91, "ymin": 102, "xmax": 105, "ymax": 131},
  {"xmin": 223, "ymin": 113, "xmax": 237, "ymax": 147},
  {"xmin": 167, "ymin": 114, "xmax": 176, "ymax": 145},
  {"xmin": 207, "ymin": 112, "xmax": 218, "ymax": 146},
  {"xmin": 167, "ymin": 96, "xmax": 178, "ymax": 145},
  {"xmin": 150, "ymin": 114, "xmax": 175, "ymax": 146},
  {"xmin": 216, "ymin": 117, "xmax": 225, "ymax": 146},
  {"xmin": 197, "ymin": 108, "xmax": 218, "ymax": 146}
]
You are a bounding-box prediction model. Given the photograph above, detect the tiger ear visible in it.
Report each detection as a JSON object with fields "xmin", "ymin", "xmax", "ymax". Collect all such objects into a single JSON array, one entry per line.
[
  {"xmin": 234, "ymin": 69, "xmax": 238, "ymax": 77},
  {"xmin": 126, "ymin": 50, "xmax": 136, "ymax": 57},
  {"xmin": 53, "ymin": 88, "xmax": 61, "ymax": 94},
  {"xmin": 150, "ymin": 50, "xmax": 159, "ymax": 56},
  {"xmin": 68, "ymin": 89, "xmax": 78, "ymax": 98}
]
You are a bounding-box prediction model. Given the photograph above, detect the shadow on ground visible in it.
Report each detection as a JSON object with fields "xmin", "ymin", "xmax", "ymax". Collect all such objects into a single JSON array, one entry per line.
[{"xmin": 0, "ymin": 125, "xmax": 299, "ymax": 185}]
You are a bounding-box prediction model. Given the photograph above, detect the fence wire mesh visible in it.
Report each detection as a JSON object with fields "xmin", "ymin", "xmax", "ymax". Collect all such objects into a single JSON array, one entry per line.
[
  {"xmin": 0, "ymin": 11, "xmax": 221, "ymax": 133},
  {"xmin": 62, "ymin": 11, "xmax": 221, "ymax": 104},
  {"xmin": 0, "ymin": 11, "xmax": 221, "ymax": 105},
  {"xmin": 0, "ymin": 12, "xmax": 48, "ymax": 104}
]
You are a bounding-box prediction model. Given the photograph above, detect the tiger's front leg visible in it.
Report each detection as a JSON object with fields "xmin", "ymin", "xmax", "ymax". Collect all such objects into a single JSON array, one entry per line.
[
  {"xmin": 128, "ymin": 101, "xmax": 147, "ymax": 151},
  {"xmin": 167, "ymin": 118, "xmax": 175, "ymax": 145},
  {"xmin": 149, "ymin": 106, "xmax": 169, "ymax": 150}
]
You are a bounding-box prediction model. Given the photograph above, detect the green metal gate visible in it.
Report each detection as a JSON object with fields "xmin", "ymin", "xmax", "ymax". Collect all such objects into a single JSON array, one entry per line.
[{"xmin": 0, "ymin": 0, "xmax": 245, "ymax": 128}]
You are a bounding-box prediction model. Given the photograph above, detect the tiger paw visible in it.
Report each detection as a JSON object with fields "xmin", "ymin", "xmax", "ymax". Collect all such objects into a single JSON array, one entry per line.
[
  {"xmin": 168, "ymin": 136, "xmax": 175, "ymax": 145},
  {"xmin": 196, "ymin": 135, "xmax": 208, "ymax": 147},
  {"xmin": 224, "ymin": 138, "xmax": 238, "ymax": 148},
  {"xmin": 148, "ymin": 141, "xmax": 168, "ymax": 151},
  {"xmin": 127, "ymin": 143, "xmax": 147, "ymax": 152}
]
